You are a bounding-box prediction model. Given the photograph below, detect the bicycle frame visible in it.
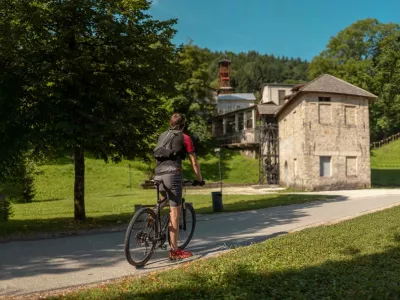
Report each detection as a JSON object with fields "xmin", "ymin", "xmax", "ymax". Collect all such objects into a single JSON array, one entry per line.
[{"xmin": 124, "ymin": 179, "xmax": 198, "ymax": 267}]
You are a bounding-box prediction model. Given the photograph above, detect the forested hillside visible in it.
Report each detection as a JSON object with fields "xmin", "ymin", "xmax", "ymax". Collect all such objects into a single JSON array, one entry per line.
[{"xmin": 207, "ymin": 50, "xmax": 309, "ymax": 93}]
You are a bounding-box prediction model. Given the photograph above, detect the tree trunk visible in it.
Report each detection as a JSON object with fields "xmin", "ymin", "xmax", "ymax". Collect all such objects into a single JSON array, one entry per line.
[{"xmin": 74, "ymin": 146, "xmax": 86, "ymax": 221}]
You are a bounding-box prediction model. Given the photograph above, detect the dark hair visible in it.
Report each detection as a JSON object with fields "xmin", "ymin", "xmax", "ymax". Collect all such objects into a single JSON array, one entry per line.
[{"xmin": 170, "ymin": 113, "xmax": 185, "ymax": 130}]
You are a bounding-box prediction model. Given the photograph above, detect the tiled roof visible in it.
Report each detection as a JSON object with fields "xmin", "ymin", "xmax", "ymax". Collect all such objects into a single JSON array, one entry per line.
[
  {"xmin": 301, "ymin": 74, "xmax": 377, "ymax": 98},
  {"xmin": 218, "ymin": 93, "xmax": 256, "ymax": 101},
  {"xmin": 257, "ymin": 104, "xmax": 282, "ymax": 115}
]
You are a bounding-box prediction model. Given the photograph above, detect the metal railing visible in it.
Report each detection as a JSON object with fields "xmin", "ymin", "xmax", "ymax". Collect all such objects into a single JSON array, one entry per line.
[{"xmin": 217, "ymin": 128, "xmax": 261, "ymax": 145}]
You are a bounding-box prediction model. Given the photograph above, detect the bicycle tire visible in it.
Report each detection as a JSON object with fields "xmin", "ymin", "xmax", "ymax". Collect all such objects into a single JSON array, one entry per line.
[
  {"xmin": 124, "ymin": 207, "xmax": 158, "ymax": 267},
  {"xmin": 168, "ymin": 203, "xmax": 196, "ymax": 250}
]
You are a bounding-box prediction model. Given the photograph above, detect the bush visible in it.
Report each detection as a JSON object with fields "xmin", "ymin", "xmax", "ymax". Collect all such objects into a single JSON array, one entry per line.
[
  {"xmin": 3, "ymin": 157, "xmax": 36, "ymax": 204},
  {"xmin": 0, "ymin": 195, "xmax": 12, "ymax": 222}
]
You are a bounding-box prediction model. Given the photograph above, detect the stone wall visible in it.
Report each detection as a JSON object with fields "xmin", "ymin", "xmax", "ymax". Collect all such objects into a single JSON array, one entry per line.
[{"xmin": 278, "ymin": 96, "xmax": 307, "ymax": 188}]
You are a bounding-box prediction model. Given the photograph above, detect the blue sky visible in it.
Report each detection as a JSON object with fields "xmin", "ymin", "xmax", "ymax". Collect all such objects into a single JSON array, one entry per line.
[{"xmin": 149, "ymin": 0, "xmax": 399, "ymax": 61}]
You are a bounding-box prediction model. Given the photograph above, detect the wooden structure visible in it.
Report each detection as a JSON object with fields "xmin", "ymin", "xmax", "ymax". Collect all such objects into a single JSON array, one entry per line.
[{"xmin": 218, "ymin": 56, "xmax": 233, "ymax": 94}]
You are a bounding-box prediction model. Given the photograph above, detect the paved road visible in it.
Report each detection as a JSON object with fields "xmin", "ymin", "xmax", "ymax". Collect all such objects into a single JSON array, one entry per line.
[{"xmin": 1, "ymin": 191, "xmax": 400, "ymax": 297}]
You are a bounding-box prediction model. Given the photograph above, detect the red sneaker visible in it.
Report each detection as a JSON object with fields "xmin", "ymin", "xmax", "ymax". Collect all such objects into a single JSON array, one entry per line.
[{"xmin": 169, "ymin": 249, "xmax": 193, "ymax": 260}]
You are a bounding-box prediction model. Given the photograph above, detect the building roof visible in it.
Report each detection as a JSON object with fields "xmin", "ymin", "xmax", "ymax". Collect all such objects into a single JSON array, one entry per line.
[
  {"xmin": 275, "ymin": 74, "xmax": 378, "ymax": 117},
  {"xmin": 301, "ymin": 74, "xmax": 377, "ymax": 98},
  {"xmin": 213, "ymin": 105, "xmax": 257, "ymax": 119},
  {"xmin": 261, "ymin": 83, "xmax": 296, "ymax": 88},
  {"xmin": 257, "ymin": 104, "xmax": 282, "ymax": 115},
  {"xmin": 218, "ymin": 55, "xmax": 231, "ymax": 64},
  {"xmin": 218, "ymin": 93, "xmax": 256, "ymax": 101}
]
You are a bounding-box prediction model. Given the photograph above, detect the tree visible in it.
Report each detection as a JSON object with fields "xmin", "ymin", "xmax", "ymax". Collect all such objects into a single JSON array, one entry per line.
[
  {"xmin": 308, "ymin": 18, "xmax": 400, "ymax": 140},
  {"xmin": 371, "ymin": 34, "xmax": 400, "ymax": 137},
  {"xmin": 168, "ymin": 45, "xmax": 216, "ymax": 147},
  {"xmin": 0, "ymin": 0, "xmax": 180, "ymax": 220}
]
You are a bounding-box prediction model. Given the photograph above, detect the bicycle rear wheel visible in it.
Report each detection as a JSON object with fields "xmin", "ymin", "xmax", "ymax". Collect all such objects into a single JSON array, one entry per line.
[
  {"xmin": 124, "ymin": 207, "xmax": 158, "ymax": 267},
  {"xmin": 168, "ymin": 202, "xmax": 196, "ymax": 250}
]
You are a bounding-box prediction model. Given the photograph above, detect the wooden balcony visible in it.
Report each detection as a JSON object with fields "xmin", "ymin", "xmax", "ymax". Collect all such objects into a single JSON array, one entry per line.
[{"xmin": 217, "ymin": 128, "xmax": 261, "ymax": 148}]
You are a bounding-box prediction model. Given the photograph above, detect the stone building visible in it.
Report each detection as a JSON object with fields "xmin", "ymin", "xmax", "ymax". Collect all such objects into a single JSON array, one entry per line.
[{"xmin": 276, "ymin": 74, "xmax": 377, "ymax": 190}]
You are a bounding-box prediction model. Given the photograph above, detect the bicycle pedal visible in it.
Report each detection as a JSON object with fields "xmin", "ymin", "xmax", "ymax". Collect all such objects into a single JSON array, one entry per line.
[{"xmin": 160, "ymin": 244, "xmax": 168, "ymax": 250}]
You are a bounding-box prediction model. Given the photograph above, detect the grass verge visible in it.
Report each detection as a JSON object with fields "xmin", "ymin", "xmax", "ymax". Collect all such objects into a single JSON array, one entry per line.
[
  {"xmin": 371, "ymin": 139, "xmax": 400, "ymax": 187},
  {"xmin": 50, "ymin": 205, "xmax": 400, "ymax": 299},
  {"xmin": 1, "ymin": 192, "xmax": 333, "ymax": 238}
]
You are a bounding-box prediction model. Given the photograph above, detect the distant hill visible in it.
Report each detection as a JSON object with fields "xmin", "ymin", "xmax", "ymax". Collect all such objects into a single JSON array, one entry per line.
[{"xmin": 198, "ymin": 47, "xmax": 309, "ymax": 94}]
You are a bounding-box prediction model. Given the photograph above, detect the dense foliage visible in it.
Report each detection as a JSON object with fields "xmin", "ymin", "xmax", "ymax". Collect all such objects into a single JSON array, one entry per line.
[{"xmin": 0, "ymin": 0, "xmax": 180, "ymax": 220}]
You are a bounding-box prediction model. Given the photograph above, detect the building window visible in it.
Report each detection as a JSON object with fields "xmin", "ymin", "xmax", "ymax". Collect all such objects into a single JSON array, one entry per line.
[
  {"xmin": 278, "ymin": 90, "xmax": 286, "ymax": 105},
  {"xmin": 346, "ymin": 156, "xmax": 357, "ymax": 177},
  {"xmin": 238, "ymin": 114, "xmax": 244, "ymax": 130},
  {"xmin": 345, "ymin": 106, "xmax": 356, "ymax": 126},
  {"xmin": 246, "ymin": 111, "xmax": 252, "ymax": 129},
  {"xmin": 318, "ymin": 97, "xmax": 331, "ymax": 102},
  {"xmin": 319, "ymin": 104, "xmax": 332, "ymax": 124},
  {"xmin": 227, "ymin": 105, "xmax": 232, "ymax": 112},
  {"xmin": 320, "ymin": 156, "xmax": 331, "ymax": 177},
  {"xmin": 236, "ymin": 105, "xmax": 241, "ymax": 109}
]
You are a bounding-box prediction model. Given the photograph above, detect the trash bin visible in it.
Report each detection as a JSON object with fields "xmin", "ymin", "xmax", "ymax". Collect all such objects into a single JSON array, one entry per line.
[{"xmin": 211, "ymin": 191, "xmax": 223, "ymax": 212}]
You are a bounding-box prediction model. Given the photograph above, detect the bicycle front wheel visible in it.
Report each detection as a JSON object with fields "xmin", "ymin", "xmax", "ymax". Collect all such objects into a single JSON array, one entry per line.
[
  {"xmin": 169, "ymin": 202, "xmax": 196, "ymax": 250},
  {"xmin": 124, "ymin": 207, "xmax": 158, "ymax": 267}
]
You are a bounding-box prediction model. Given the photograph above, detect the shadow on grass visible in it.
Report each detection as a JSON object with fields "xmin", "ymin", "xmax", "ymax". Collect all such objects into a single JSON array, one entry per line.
[
  {"xmin": 116, "ymin": 246, "xmax": 400, "ymax": 299},
  {"xmin": 106, "ymin": 194, "xmax": 136, "ymax": 198},
  {"xmin": 41, "ymin": 153, "xmax": 74, "ymax": 166},
  {"xmin": 0, "ymin": 213, "xmax": 135, "ymax": 239},
  {"xmin": 1, "ymin": 195, "xmax": 341, "ymax": 239},
  {"xmin": 31, "ymin": 198, "xmax": 64, "ymax": 203},
  {"xmin": 371, "ymin": 169, "xmax": 400, "ymax": 187}
]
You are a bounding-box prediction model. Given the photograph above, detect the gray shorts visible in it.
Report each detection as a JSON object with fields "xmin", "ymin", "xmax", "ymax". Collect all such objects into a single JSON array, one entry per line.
[{"xmin": 153, "ymin": 173, "xmax": 182, "ymax": 207}]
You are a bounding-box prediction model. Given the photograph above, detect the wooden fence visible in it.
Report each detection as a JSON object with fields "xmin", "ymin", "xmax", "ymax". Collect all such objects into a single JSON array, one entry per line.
[{"xmin": 371, "ymin": 132, "xmax": 400, "ymax": 149}]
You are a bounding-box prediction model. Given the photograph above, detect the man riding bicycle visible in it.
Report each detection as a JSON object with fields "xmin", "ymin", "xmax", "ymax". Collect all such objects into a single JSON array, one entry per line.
[{"xmin": 153, "ymin": 113, "xmax": 204, "ymax": 260}]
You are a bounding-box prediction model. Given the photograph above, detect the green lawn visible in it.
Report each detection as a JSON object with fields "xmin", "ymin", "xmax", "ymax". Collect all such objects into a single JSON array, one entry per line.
[
  {"xmin": 183, "ymin": 150, "xmax": 259, "ymax": 184},
  {"xmin": 371, "ymin": 139, "xmax": 400, "ymax": 187},
  {"xmin": 34, "ymin": 149, "xmax": 259, "ymax": 203},
  {"xmin": 50, "ymin": 205, "xmax": 400, "ymax": 300},
  {"xmin": 0, "ymin": 151, "xmax": 332, "ymax": 238}
]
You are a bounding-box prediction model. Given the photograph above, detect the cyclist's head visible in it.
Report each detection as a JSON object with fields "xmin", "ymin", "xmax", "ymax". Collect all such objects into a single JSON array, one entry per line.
[{"xmin": 170, "ymin": 113, "xmax": 185, "ymax": 130}]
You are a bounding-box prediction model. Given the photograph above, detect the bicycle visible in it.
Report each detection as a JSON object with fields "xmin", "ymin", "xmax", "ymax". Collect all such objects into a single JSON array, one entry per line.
[{"xmin": 124, "ymin": 179, "xmax": 201, "ymax": 267}]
